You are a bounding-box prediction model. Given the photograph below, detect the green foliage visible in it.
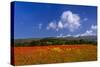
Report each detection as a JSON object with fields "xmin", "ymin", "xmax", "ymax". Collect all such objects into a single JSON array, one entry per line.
[
  {"xmin": 14, "ymin": 38, "xmax": 97, "ymax": 47},
  {"xmin": 14, "ymin": 42, "xmax": 29, "ymax": 47}
]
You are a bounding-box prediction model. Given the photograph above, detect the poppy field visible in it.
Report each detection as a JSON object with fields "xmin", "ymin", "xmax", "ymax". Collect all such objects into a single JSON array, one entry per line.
[{"xmin": 12, "ymin": 44, "xmax": 97, "ymax": 66}]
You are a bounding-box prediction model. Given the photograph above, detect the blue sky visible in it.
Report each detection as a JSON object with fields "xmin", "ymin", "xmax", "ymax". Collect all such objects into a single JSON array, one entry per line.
[{"xmin": 13, "ymin": 1, "xmax": 97, "ymax": 39}]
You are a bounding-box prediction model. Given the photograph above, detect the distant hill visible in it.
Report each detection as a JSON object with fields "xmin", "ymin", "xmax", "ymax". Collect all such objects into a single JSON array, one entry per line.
[
  {"xmin": 14, "ymin": 36, "xmax": 97, "ymax": 44},
  {"xmin": 14, "ymin": 38, "xmax": 41, "ymax": 43},
  {"xmin": 39, "ymin": 35, "xmax": 97, "ymax": 41},
  {"xmin": 62, "ymin": 36, "xmax": 97, "ymax": 41}
]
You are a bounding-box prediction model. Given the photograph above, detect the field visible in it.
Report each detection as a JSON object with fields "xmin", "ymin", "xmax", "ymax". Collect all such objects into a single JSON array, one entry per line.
[{"xmin": 12, "ymin": 44, "xmax": 97, "ymax": 66}]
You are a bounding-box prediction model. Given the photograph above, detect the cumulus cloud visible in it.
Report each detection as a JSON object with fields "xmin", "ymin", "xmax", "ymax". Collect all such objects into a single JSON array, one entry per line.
[
  {"xmin": 61, "ymin": 11, "xmax": 81, "ymax": 32},
  {"xmin": 81, "ymin": 25, "xmax": 97, "ymax": 36},
  {"xmin": 58, "ymin": 21, "xmax": 63, "ymax": 29},
  {"xmin": 91, "ymin": 25, "xmax": 97, "ymax": 30},
  {"xmin": 46, "ymin": 10, "xmax": 81, "ymax": 32},
  {"xmin": 46, "ymin": 22, "xmax": 58, "ymax": 31},
  {"xmin": 81, "ymin": 30, "xmax": 94, "ymax": 36},
  {"xmin": 56, "ymin": 25, "xmax": 97, "ymax": 37}
]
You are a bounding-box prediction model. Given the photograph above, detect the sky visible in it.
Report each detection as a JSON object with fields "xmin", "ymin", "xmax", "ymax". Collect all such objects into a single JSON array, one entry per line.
[{"xmin": 13, "ymin": 1, "xmax": 97, "ymax": 39}]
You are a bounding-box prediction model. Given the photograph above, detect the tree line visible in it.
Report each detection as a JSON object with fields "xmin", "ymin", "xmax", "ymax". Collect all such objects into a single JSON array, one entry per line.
[{"xmin": 14, "ymin": 38, "xmax": 97, "ymax": 47}]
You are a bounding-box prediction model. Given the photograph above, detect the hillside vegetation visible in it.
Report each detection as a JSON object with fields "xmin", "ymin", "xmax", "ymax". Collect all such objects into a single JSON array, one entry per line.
[{"xmin": 14, "ymin": 37, "xmax": 97, "ymax": 47}]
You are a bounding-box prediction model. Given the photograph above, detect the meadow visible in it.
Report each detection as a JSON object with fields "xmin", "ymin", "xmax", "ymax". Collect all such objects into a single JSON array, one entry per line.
[{"xmin": 12, "ymin": 44, "xmax": 97, "ymax": 66}]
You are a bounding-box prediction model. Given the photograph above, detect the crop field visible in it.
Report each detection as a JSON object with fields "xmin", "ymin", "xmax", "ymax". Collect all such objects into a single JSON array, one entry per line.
[{"xmin": 12, "ymin": 44, "xmax": 97, "ymax": 66}]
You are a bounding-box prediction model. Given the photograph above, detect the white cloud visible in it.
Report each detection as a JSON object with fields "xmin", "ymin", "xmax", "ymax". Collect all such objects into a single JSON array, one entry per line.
[
  {"xmin": 61, "ymin": 11, "xmax": 81, "ymax": 32},
  {"xmin": 91, "ymin": 25, "xmax": 97, "ymax": 30},
  {"xmin": 67, "ymin": 25, "xmax": 97, "ymax": 37},
  {"xmin": 81, "ymin": 30, "xmax": 94, "ymax": 36},
  {"xmin": 46, "ymin": 22, "xmax": 58, "ymax": 31},
  {"xmin": 47, "ymin": 10, "xmax": 81, "ymax": 32},
  {"xmin": 38, "ymin": 23, "xmax": 42, "ymax": 30},
  {"xmin": 58, "ymin": 21, "xmax": 63, "ymax": 29},
  {"xmin": 56, "ymin": 34, "xmax": 72, "ymax": 38},
  {"xmin": 81, "ymin": 25, "xmax": 97, "ymax": 36},
  {"xmin": 56, "ymin": 24, "xmax": 97, "ymax": 38},
  {"xmin": 56, "ymin": 33, "xmax": 63, "ymax": 38}
]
